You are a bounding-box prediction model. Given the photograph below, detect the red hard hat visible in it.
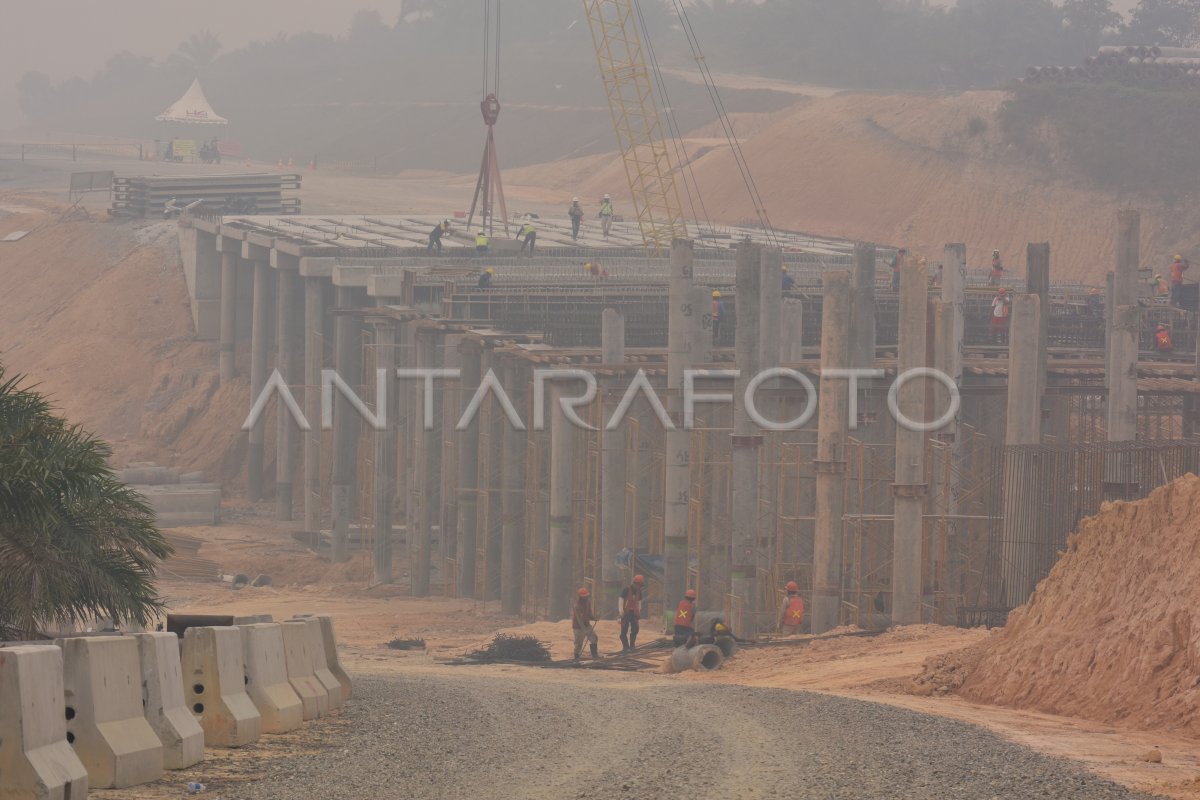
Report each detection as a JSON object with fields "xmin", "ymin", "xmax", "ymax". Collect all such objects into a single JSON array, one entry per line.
[
  {"xmin": 578, "ymin": 587, "xmax": 589, "ymax": 597},
  {"xmin": 633, "ymin": 574, "xmax": 645, "ymax": 584},
  {"xmin": 786, "ymin": 581, "xmax": 799, "ymax": 592},
  {"xmin": 685, "ymin": 589, "xmax": 697, "ymax": 600}
]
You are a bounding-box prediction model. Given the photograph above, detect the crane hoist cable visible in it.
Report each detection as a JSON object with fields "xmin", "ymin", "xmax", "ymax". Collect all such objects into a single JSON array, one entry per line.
[{"xmin": 668, "ymin": 0, "xmax": 779, "ymax": 246}]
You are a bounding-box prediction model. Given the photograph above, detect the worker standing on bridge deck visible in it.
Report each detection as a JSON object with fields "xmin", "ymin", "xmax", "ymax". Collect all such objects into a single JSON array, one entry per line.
[
  {"xmin": 1171, "ymin": 255, "xmax": 1190, "ymax": 307},
  {"xmin": 1155, "ymin": 323, "xmax": 1174, "ymax": 354},
  {"xmin": 1087, "ymin": 287, "xmax": 1103, "ymax": 317},
  {"xmin": 710, "ymin": 290, "xmax": 725, "ymax": 345},
  {"xmin": 517, "ymin": 220, "xmax": 537, "ymax": 254},
  {"xmin": 1152, "ymin": 274, "xmax": 1170, "ymax": 298},
  {"xmin": 990, "ymin": 287, "xmax": 1012, "ymax": 345},
  {"xmin": 599, "ymin": 194, "xmax": 614, "ymax": 238},
  {"xmin": 427, "ymin": 220, "xmax": 450, "ymax": 255},
  {"xmin": 618, "ymin": 574, "xmax": 645, "ymax": 652},
  {"xmin": 475, "ymin": 231, "xmax": 490, "ymax": 255},
  {"xmin": 782, "ymin": 265, "xmax": 795, "ymax": 292},
  {"xmin": 673, "ymin": 589, "xmax": 698, "ymax": 648},
  {"xmin": 890, "ymin": 248, "xmax": 906, "ymax": 291},
  {"xmin": 568, "ymin": 197, "xmax": 584, "ymax": 240},
  {"xmin": 572, "ymin": 587, "xmax": 599, "ymax": 662},
  {"xmin": 477, "ymin": 267, "xmax": 494, "ymax": 289},
  {"xmin": 989, "ymin": 250, "xmax": 1005, "ymax": 285},
  {"xmin": 777, "ymin": 581, "xmax": 805, "ymax": 636}
]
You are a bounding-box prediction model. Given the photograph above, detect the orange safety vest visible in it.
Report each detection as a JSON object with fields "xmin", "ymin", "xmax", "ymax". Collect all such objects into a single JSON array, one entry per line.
[
  {"xmin": 623, "ymin": 587, "xmax": 641, "ymax": 616},
  {"xmin": 1156, "ymin": 330, "xmax": 1173, "ymax": 350},
  {"xmin": 783, "ymin": 595, "xmax": 805, "ymax": 627},
  {"xmin": 675, "ymin": 599, "xmax": 695, "ymax": 629}
]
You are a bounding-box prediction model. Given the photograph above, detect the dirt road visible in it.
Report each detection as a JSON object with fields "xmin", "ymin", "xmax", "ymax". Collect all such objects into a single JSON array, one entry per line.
[{"xmin": 104, "ymin": 664, "xmax": 1156, "ymax": 800}]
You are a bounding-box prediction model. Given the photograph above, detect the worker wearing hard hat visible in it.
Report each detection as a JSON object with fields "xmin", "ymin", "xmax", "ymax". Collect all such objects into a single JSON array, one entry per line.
[
  {"xmin": 1087, "ymin": 287, "xmax": 1103, "ymax": 318},
  {"xmin": 475, "ymin": 230, "xmax": 490, "ymax": 255},
  {"xmin": 427, "ymin": 220, "xmax": 451, "ymax": 255},
  {"xmin": 777, "ymin": 581, "xmax": 805, "ymax": 636},
  {"xmin": 568, "ymin": 197, "xmax": 584, "ymax": 241},
  {"xmin": 989, "ymin": 250, "xmax": 1005, "ymax": 286},
  {"xmin": 710, "ymin": 290, "xmax": 725, "ymax": 346},
  {"xmin": 673, "ymin": 588, "xmax": 698, "ymax": 648},
  {"xmin": 991, "ymin": 286, "xmax": 1012, "ymax": 344},
  {"xmin": 571, "ymin": 587, "xmax": 600, "ymax": 662},
  {"xmin": 618, "ymin": 574, "xmax": 645, "ymax": 652},
  {"xmin": 1152, "ymin": 273, "xmax": 1170, "ymax": 297},
  {"xmin": 781, "ymin": 265, "xmax": 795, "ymax": 292},
  {"xmin": 1154, "ymin": 323, "xmax": 1174, "ymax": 354},
  {"xmin": 477, "ymin": 267, "xmax": 494, "ymax": 289},
  {"xmin": 517, "ymin": 219, "xmax": 537, "ymax": 254},
  {"xmin": 599, "ymin": 193, "xmax": 614, "ymax": 238},
  {"xmin": 1170, "ymin": 254, "xmax": 1190, "ymax": 307}
]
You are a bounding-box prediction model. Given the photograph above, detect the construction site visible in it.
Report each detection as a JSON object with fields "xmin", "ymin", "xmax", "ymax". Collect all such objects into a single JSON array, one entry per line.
[{"xmin": 5, "ymin": 1, "xmax": 1200, "ymax": 799}]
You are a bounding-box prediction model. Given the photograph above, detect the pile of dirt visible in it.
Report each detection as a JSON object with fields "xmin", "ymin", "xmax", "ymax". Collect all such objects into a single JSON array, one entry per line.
[
  {"xmin": 959, "ymin": 475, "xmax": 1200, "ymax": 736},
  {"xmin": 909, "ymin": 640, "xmax": 988, "ymax": 697}
]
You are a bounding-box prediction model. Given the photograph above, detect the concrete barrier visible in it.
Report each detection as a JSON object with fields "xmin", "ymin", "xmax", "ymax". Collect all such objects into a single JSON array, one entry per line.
[
  {"xmin": 132, "ymin": 632, "xmax": 204, "ymax": 769},
  {"xmin": 0, "ymin": 645, "xmax": 89, "ymax": 799},
  {"xmin": 314, "ymin": 615, "xmax": 353, "ymax": 702},
  {"xmin": 299, "ymin": 618, "xmax": 343, "ymax": 710},
  {"xmin": 280, "ymin": 621, "xmax": 329, "ymax": 720},
  {"xmin": 240, "ymin": 624, "xmax": 303, "ymax": 733},
  {"xmin": 180, "ymin": 627, "xmax": 262, "ymax": 747},
  {"xmin": 57, "ymin": 636, "xmax": 164, "ymax": 788}
]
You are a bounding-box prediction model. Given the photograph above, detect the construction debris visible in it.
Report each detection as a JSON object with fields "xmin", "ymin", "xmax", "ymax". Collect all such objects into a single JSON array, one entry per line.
[
  {"xmin": 385, "ymin": 638, "xmax": 427, "ymax": 651},
  {"xmin": 466, "ymin": 634, "xmax": 552, "ymax": 663}
]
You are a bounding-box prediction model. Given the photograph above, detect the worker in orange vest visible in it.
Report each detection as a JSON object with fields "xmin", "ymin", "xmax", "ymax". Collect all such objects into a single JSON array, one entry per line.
[
  {"xmin": 673, "ymin": 588, "xmax": 698, "ymax": 648},
  {"xmin": 777, "ymin": 581, "xmax": 805, "ymax": 636},
  {"xmin": 571, "ymin": 587, "xmax": 599, "ymax": 662},
  {"xmin": 618, "ymin": 574, "xmax": 645, "ymax": 652},
  {"xmin": 1154, "ymin": 323, "xmax": 1174, "ymax": 354},
  {"xmin": 1170, "ymin": 254, "xmax": 1190, "ymax": 307}
]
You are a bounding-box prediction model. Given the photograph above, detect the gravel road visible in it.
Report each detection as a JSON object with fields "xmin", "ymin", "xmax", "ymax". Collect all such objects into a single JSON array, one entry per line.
[{"xmin": 219, "ymin": 668, "xmax": 1160, "ymax": 800}]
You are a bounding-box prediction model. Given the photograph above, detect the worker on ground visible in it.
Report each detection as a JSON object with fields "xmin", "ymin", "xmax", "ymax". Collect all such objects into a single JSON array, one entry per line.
[
  {"xmin": 517, "ymin": 220, "xmax": 537, "ymax": 254},
  {"xmin": 475, "ymin": 230, "xmax": 490, "ymax": 255},
  {"xmin": 990, "ymin": 286, "xmax": 1012, "ymax": 344},
  {"xmin": 571, "ymin": 587, "xmax": 599, "ymax": 662},
  {"xmin": 782, "ymin": 265, "xmax": 795, "ymax": 292},
  {"xmin": 777, "ymin": 581, "xmax": 805, "ymax": 636},
  {"xmin": 477, "ymin": 267, "xmax": 494, "ymax": 289},
  {"xmin": 1154, "ymin": 323, "xmax": 1174, "ymax": 354},
  {"xmin": 989, "ymin": 250, "xmax": 1005, "ymax": 285},
  {"xmin": 890, "ymin": 248, "xmax": 907, "ymax": 291},
  {"xmin": 710, "ymin": 290, "xmax": 725, "ymax": 345},
  {"xmin": 712, "ymin": 622, "xmax": 735, "ymax": 649},
  {"xmin": 427, "ymin": 220, "xmax": 450, "ymax": 255},
  {"xmin": 1087, "ymin": 287, "xmax": 1103, "ymax": 318},
  {"xmin": 568, "ymin": 197, "xmax": 584, "ymax": 241},
  {"xmin": 1153, "ymin": 274, "xmax": 1170, "ymax": 297},
  {"xmin": 618, "ymin": 575, "xmax": 645, "ymax": 652},
  {"xmin": 599, "ymin": 194, "xmax": 614, "ymax": 238},
  {"xmin": 673, "ymin": 588, "xmax": 698, "ymax": 648},
  {"xmin": 1170, "ymin": 254, "xmax": 1190, "ymax": 307},
  {"xmin": 584, "ymin": 261, "xmax": 609, "ymax": 280}
]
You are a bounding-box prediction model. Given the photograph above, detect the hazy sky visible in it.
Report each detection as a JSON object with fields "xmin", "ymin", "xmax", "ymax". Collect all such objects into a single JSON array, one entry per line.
[{"xmin": 0, "ymin": 0, "xmax": 406, "ymax": 128}]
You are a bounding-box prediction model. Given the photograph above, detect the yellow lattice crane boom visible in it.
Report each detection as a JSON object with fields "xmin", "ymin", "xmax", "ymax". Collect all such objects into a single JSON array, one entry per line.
[{"xmin": 582, "ymin": 0, "xmax": 689, "ymax": 255}]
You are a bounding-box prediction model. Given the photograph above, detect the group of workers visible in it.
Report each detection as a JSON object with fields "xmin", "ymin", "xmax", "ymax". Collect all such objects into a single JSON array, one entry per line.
[{"xmin": 568, "ymin": 578, "xmax": 806, "ymax": 662}]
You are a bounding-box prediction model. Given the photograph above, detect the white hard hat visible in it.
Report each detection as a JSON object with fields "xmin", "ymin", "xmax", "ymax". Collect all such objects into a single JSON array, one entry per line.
[
  {"xmin": 572, "ymin": 197, "xmax": 580, "ymax": 202},
  {"xmin": 603, "ymin": 194, "xmax": 611, "ymax": 199}
]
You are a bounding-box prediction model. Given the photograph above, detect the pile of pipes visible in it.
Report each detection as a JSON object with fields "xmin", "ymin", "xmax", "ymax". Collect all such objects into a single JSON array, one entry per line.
[{"xmin": 1024, "ymin": 45, "xmax": 1200, "ymax": 86}]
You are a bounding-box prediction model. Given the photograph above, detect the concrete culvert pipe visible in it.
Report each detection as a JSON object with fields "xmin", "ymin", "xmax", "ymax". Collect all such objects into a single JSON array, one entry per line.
[
  {"xmin": 714, "ymin": 636, "xmax": 738, "ymax": 659},
  {"xmin": 663, "ymin": 644, "xmax": 724, "ymax": 674}
]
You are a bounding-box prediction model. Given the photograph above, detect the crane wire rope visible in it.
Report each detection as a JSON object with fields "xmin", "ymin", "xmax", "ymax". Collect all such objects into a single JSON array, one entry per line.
[
  {"xmin": 668, "ymin": 0, "xmax": 780, "ymax": 246},
  {"xmin": 631, "ymin": 0, "xmax": 715, "ymax": 240}
]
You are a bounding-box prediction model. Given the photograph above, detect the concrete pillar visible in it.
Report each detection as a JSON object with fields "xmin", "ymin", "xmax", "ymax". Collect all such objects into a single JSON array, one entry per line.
[
  {"xmin": 484, "ymin": 349, "xmax": 504, "ymax": 601},
  {"xmin": 303, "ymin": 278, "xmax": 324, "ymax": 534},
  {"xmin": 331, "ymin": 287, "xmax": 363, "ymax": 563},
  {"xmin": 500, "ymin": 360, "xmax": 528, "ymax": 615},
  {"xmin": 852, "ymin": 242, "xmax": 878, "ymax": 370},
  {"xmin": 547, "ymin": 383, "xmax": 575, "ymax": 621},
  {"xmin": 758, "ymin": 247, "xmax": 783, "ymax": 595},
  {"xmin": 780, "ymin": 298, "xmax": 803, "ymax": 363},
  {"xmin": 276, "ymin": 269, "xmax": 300, "ymax": 521},
  {"xmin": 664, "ymin": 239, "xmax": 695, "ymax": 610},
  {"xmin": 812, "ymin": 271, "xmax": 852, "ymax": 633},
  {"xmin": 601, "ymin": 308, "xmax": 627, "ymax": 614},
  {"xmin": 219, "ymin": 250, "xmax": 237, "ymax": 383},
  {"xmin": 1106, "ymin": 211, "xmax": 1140, "ymax": 498},
  {"xmin": 410, "ymin": 330, "xmax": 442, "ymax": 597},
  {"xmin": 456, "ymin": 341, "xmax": 483, "ymax": 597},
  {"xmin": 1002, "ymin": 295, "xmax": 1043, "ymax": 605},
  {"xmin": 247, "ymin": 260, "xmax": 274, "ymax": 502},
  {"xmin": 731, "ymin": 241, "xmax": 763, "ymax": 633},
  {"xmin": 690, "ymin": 287, "xmax": 714, "ymax": 365},
  {"xmin": 891, "ymin": 256, "xmax": 929, "ymax": 625},
  {"xmin": 372, "ymin": 322, "xmax": 397, "ymax": 585},
  {"xmin": 1026, "ymin": 243, "xmax": 1051, "ymax": 400},
  {"xmin": 439, "ymin": 336, "xmax": 462, "ymax": 577}
]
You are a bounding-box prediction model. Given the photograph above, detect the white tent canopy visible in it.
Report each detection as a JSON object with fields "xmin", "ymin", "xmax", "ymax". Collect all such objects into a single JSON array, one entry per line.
[{"xmin": 155, "ymin": 78, "xmax": 228, "ymax": 125}]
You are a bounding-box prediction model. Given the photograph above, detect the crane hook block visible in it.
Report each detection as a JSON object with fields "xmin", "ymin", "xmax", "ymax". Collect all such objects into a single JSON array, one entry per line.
[{"xmin": 481, "ymin": 93, "xmax": 501, "ymax": 126}]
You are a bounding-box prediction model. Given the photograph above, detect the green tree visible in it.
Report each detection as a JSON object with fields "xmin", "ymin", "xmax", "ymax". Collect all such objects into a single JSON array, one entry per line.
[
  {"xmin": 1124, "ymin": 0, "xmax": 1200, "ymax": 46},
  {"xmin": 0, "ymin": 369, "xmax": 171, "ymax": 640},
  {"xmin": 172, "ymin": 31, "xmax": 223, "ymax": 73}
]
